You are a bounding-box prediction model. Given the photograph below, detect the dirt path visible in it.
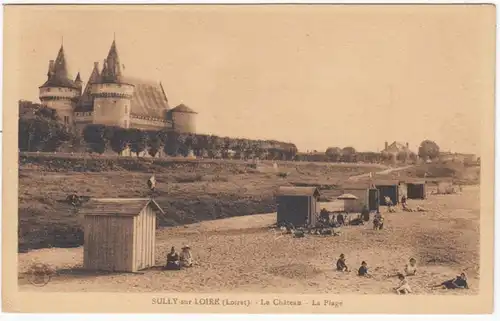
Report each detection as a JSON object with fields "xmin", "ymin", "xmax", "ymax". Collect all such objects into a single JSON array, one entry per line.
[{"xmin": 347, "ymin": 165, "xmax": 415, "ymax": 181}]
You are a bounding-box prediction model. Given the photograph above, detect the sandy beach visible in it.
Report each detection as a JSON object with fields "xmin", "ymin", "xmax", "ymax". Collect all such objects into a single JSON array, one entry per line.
[{"xmin": 18, "ymin": 185, "xmax": 479, "ymax": 295}]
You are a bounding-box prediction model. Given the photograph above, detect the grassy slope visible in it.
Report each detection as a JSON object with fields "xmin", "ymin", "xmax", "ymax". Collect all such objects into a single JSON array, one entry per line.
[{"xmin": 19, "ymin": 155, "xmax": 384, "ymax": 252}]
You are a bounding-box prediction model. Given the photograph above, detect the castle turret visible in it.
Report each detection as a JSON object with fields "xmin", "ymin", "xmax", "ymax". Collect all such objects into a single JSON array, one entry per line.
[
  {"xmin": 74, "ymin": 72, "xmax": 83, "ymax": 95},
  {"xmin": 39, "ymin": 45, "xmax": 80, "ymax": 126},
  {"xmin": 91, "ymin": 40, "xmax": 134, "ymax": 128},
  {"xmin": 169, "ymin": 103, "xmax": 197, "ymax": 133}
]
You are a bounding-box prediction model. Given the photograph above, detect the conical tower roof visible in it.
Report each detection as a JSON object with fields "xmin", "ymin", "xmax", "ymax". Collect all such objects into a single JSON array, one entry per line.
[
  {"xmin": 101, "ymin": 40, "xmax": 124, "ymax": 83},
  {"xmin": 171, "ymin": 103, "xmax": 197, "ymax": 114},
  {"xmin": 88, "ymin": 62, "xmax": 101, "ymax": 84},
  {"xmin": 75, "ymin": 62, "xmax": 101, "ymax": 112},
  {"xmin": 40, "ymin": 45, "xmax": 77, "ymax": 89},
  {"xmin": 75, "ymin": 72, "xmax": 82, "ymax": 83}
]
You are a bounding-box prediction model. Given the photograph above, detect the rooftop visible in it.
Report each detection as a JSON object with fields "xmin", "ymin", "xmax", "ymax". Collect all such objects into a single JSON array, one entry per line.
[
  {"xmin": 79, "ymin": 198, "xmax": 165, "ymax": 216},
  {"xmin": 170, "ymin": 103, "xmax": 197, "ymax": 114},
  {"xmin": 276, "ymin": 186, "xmax": 320, "ymax": 197},
  {"xmin": 75, "ymin": 77, "xmax": 170, "ymax": 119}
]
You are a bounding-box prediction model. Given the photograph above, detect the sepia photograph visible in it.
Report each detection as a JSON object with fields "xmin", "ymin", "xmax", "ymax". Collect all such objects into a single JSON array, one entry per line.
[{"xmin": 2, "ymin": 3, "xmax": 495, "ymax": 314}]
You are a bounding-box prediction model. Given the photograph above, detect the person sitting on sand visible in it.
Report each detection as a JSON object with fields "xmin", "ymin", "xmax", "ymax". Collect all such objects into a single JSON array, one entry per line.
[
  {"xmin": 394, "ymin": 273, "xmax": 412, "ymax": 294},
  {"xmin": 404, "ymin": 258, "xmax": 418, "ymax": 276},
  {"xmin": 165, "ymin": 247, "xmax": 180, "ymax": 270},
  {"xmin": 358, "ymin": 261, "xmax": 371, "ymax": 277},
  {"xmin": 336, "ymin": 254, "xmax": 350, "ymax": 272},
  {"xmin": 430, "ymin": 272, "xmax": 469, "ymax": 290},
  {"xmin": 386, "ymin": 257, "xmax": 418, "ymax": 278},
  {"xmin": 373, "ymin": 212, "xmax": 384, "ymax": 230},
  {"xmin": 385, "ymin": 196, "xmax": 395, "ymax": 213},
  {"xmin": 180, "ymin": 245, "xmax": 194, "ymax": 267}
]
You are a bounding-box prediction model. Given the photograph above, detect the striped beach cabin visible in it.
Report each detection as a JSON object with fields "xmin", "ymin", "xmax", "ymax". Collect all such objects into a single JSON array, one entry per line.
[{"xmin": 80, "ymin": 198, "xmax": 165, "ymax": 273}]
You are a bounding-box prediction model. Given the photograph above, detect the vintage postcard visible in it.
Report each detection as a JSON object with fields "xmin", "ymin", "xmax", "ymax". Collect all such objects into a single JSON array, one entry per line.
[{"xmin": 2, "ymin": 4, "xmax": 496, "ymax": 314}]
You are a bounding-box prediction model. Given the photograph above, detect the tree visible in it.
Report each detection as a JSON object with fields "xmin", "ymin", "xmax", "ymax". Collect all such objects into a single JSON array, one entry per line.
[
  {"xmin": 325, "ymin": 147, "xmax": 342, "ymax": 162},
  {"xmin": 108, "ymin": 127, "xmax": 130, "ymax": 155},
  {"xmin": 128, "ymin": 128, "xmax": 148, "ymax": 157},
  {"xmin": 19, "ymin": 106, "xmax": 73, "ymax": 152},
  {"xmin": 35, "ymin": 107, "xmax": 59, "ymax": 121},
  {"xmin": 341, "ymin": 146, "xmax": 357, "ymax": 163},
  {"xmin": 164, "ymin": 131, "xmax": 180, "ymax": 156},
  {"xmin": 43, "ymin": 122, "xmax": 71, "ymax": 152},
  {"xmin": 418, "ymin": 140, "xmax": 440, "ymax": 160},
  {"xmin": 83, "ymin": 124, "xmax": 108, "ymax": 154},
  {"xmin": 19, "ymin": 118, "xmax": 39, "ymax": 151},
  {"xmin": 146, "ymin": 130, "xmax": 164, "ymax": 158}
]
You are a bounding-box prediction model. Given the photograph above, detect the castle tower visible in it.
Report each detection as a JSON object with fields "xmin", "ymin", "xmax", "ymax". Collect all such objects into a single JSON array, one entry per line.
[
  {"xmin": 169, "ymin": 103, "xmax": 197, "ymax": 133},
  {"xmin": 74, "ymin": 72, "xmax": 83, "ymax": 95},
  {"xmin": 39, "ymin": 45, "xmax": 80, "ymax": 126},
  {"xmin": 91, "ymin": 39, "xmax": 134, "ymax": 128}
]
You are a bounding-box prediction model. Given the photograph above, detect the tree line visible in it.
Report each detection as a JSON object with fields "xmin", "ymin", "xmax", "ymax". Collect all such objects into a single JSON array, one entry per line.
[
  {"xmin": 18, "ymin": 105, "xmax": 298, "ymax": 160},
  {"xmin": 82, "ymin": 124, "xmax": 298, "ymax": 160}
]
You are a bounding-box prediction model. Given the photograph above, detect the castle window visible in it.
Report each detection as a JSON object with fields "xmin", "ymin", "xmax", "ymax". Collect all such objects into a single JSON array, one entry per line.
[
  {"xmin": 125, "ymin": 105, "xmax": 128, "ymax": 113},
  {"xmin": 63, "ymin": 116, "xmax": 69, "ymax": 124}
]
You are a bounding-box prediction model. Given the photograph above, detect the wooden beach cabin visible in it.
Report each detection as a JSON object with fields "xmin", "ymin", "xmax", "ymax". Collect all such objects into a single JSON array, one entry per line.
[
  {"xmin": 341, "ymin": 183, "xmax": 380, "ymax": 213},
  {"xmin": 375, "ymin": 180, "xmax": 401, "ymax": 206},
  {"xmin": 406, "ymin": 180, "xmax": 427, "ymax": 199},
  {"xmin": 80, "ymin": 198, "xmax": 165, "ymax": 273},
  {"xmin": 276, "ymin": 186, "xmax": 320, "ymax": 227}
]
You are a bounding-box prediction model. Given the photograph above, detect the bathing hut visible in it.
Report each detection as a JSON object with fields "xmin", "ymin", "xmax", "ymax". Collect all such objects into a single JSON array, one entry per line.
[
  {"xmin": 406, "ymin": 180, "xmax": 427, "ymax": 199},
  {"xmin": 375, "ymin": 180, "xmax": 401, "ymax": 205},
  {"xmin": 276, "ymin": 186, "xmax": 320, "ymax": 227},
  {"xmin": 337, "ymin": 193, "xmax": 359, "ymax": 213},
  {"xmin": 342, "ymin": 183, "xmax": 380, "ymax": 212},
  {"xmin": 80, "ymin": 198, "xmax": 165, "ymax": 273}
]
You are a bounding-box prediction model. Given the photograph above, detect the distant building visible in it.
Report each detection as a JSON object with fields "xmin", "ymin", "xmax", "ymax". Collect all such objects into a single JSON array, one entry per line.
[
  {"xmin": 383, "ymin": 141, "xmax": 413, "ymax": 154},
  {"xmin": 38, "ymin": 40, "xmax": 197, "ymax": 133}
]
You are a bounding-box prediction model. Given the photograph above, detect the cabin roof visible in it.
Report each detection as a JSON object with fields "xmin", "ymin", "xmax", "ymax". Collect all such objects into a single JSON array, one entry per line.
[
  {"xmin": 277, "ymin": 186, "xmax": 320, "ymax": 197},
  {"xmin": 80, "ymin": 198, "xmax": 165, "ymax": 216},
  {"xmin": 405, "ymin": 179, "xmax": 427, "ymax": 184},
  {"xmin": 374, "ymin": 179, "xmax": 401, "ymax": 186}
]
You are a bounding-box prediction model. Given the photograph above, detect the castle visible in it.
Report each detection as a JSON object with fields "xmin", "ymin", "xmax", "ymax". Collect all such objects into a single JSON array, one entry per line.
[{"xmin": 38, "ymin": 39, "xmax": 197, "ymax": 134}]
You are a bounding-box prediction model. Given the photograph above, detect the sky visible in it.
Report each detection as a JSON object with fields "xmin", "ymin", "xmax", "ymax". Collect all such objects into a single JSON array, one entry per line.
[{"xmin": 5, "ymin": 5, "xmax": 495, "ymax": 154}]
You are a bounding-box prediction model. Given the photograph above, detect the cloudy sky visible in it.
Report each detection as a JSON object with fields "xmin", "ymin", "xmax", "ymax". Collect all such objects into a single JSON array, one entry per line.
[{"xmin": 5, "ymin": 5, "xmax": 494, "ymax": 154}]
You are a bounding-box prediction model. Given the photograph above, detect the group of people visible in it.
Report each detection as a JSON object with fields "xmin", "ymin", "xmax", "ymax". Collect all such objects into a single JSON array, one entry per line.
[
  {"xmin": 165, "ymin": 245, "xmax": 194, "ymax": 270},
  {"xmin": 335, "ymin": 254, "xmax": 469, "ymax": 294}
]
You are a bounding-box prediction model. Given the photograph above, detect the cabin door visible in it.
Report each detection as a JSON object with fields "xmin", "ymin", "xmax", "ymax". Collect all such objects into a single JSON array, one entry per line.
[{"xmin": 368, "ymin": 189, "xmax": 379, "ymax": 212}]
